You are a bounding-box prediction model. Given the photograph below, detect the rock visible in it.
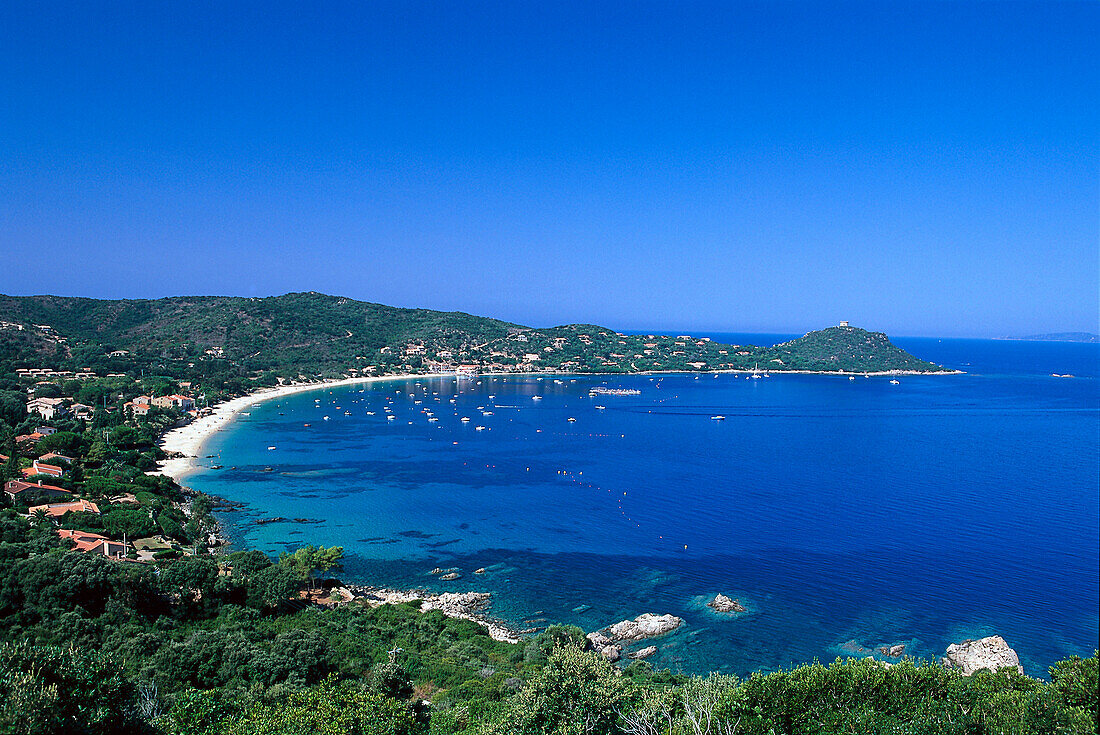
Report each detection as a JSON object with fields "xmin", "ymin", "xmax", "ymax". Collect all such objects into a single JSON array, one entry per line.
[
  {"xmin": 474, "ymin": 567, "xmax": 486, "ymax": 574},
  {"xmin": 630, "ymin": 646, "xmax": 658, "ymax": 660},
  {"xmin": 943, "ymin": 636, "xmax": 1024, "ymax": 676},
  {"xmin": 605, "ymin": 613, "xmax": 684, "ymax": 642},
  {"xmin": 707, "ymin": 594, "xmax": 746, "ymax": 613},
  {"xmin": 586, "ymin": 632, "xmax": 623, "ymax": 662},
  {"xmin": 439, "ymin": 572, "xmax": 461, "ymax": 581},
  {"xmin": 878, "ymin": 644, "xmax": 906, "ymax": 658},
  {"xmin": 430, "ymin": 567, "xmax": 444, "ymax": 574}
]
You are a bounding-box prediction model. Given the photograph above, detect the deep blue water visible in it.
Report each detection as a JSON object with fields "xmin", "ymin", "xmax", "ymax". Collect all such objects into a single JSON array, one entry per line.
[{"xmin": 189, "ymin": 337, "xmax": 1099, "ymax": 677}]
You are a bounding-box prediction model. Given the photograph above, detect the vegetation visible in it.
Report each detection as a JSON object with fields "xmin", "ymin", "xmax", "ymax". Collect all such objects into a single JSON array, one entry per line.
[{"xmin": 0, "ymin": 293, "xmax": 949, "ymax": 387}]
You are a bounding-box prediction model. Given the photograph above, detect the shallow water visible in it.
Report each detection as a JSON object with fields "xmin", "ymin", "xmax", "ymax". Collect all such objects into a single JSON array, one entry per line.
[{"xmin": 189, "ymin": 336, "xmax": 1099, "ymax": 676}]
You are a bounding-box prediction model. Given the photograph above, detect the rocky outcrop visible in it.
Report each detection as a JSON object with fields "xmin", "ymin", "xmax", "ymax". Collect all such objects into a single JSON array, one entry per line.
[
  {"xmin": 707, "ymin": 594, "xmax": 746, "ymax": 613},
  {"xmin": 878, "ymin": 644, "xmax": 906, "ymax": 658},
  {"xmin": 440, "ymin": 572, "xmax": 461, "ymax": 581},
  {"xmin": 943, "ymin": 636, "xmax": 1024, "ymax": 676},
  {"xmin": 352, "ymin": 587, "xmax": 519, "ymax": 644},
  {"xmin": 605, "ymin": 613, "xmax": 684, "ymax": 642},
  {"xmin": 586, "ymin": 632, "xmax": 622, "ymax": 662},
  {"xmin": 630, "ymin": 646, "xmax": 658, "ymax": 660}
]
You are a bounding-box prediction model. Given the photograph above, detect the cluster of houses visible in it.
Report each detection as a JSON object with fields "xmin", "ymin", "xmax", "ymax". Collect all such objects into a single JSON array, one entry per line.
[
  {"xmin": 4, "ymin": 478, "xmax": 135, "ymax": 559},
  {"xmin": 121, "ymin": 394, "xmax": 197, "ymax": 417}
]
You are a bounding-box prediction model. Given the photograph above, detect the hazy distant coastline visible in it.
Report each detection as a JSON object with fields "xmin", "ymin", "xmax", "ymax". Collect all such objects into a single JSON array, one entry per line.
[{"xmin": 996, "ymin": 332, "xmax": 1099, "ymax": 343}]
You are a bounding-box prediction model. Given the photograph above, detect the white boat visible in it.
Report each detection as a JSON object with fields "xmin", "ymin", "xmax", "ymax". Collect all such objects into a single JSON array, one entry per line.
[
  {"xmin": 475, "ymin": 425, "xmax": 486, "ymax": 431},
  {"xmin": 323, "ymin": 416, "xmax": 330, "ymax": 420},
  {"xmin": 387, "ymin": 415, "xmax": 395, "ymax": 421},
  {"xmin": 751, "ymin": 363, "xmax": 762, "ymax": 379},
  {"xmin": 890, "ymin": 379, "xmax": 900, "ymax": 384},
  {"xmin": 267, "ymin": 446, "xmax": 277, "ymax": 450},
  {"xmin": 595, "ymin": 405, "xmax": 606, "ymax": 410},
  {"xmin": 711, "ymin": 415, "xmax": 725, "ymax": 421},
  {"xmin": 567, "ymin": 417, "xmax": 576, "ymax": 422},
  {"xmin": 849, "ymin": 376, "xmax": 855, "ymax": 381},
  {"xmin": 461, "ymin": 417, "xmax": 471, "ymax": 422},
  {"xmin": 532, "ymin": 396, "xmax": 542, "ymax": 400}
]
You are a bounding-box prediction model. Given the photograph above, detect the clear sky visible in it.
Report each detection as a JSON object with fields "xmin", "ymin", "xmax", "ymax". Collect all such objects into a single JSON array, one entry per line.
[{"xmin": 1, "ymin": 1, "xmax": 1096, "ymax": 337}]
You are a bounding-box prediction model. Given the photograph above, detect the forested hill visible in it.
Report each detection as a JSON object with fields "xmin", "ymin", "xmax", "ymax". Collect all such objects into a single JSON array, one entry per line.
[{"xmin": 0, "ymin": 292, "xmax": 949, "ymax": 379}]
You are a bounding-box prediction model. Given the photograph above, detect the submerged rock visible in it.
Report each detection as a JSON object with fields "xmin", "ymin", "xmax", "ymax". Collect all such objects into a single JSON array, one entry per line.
[
  {"xmin": 707, "ymin": 594, "xmax": 746, "ymax": 613},
  {"xmin": 605, "ymin": 613, "xmax": 684, "ymax": 642},
  {"xmin": 943, "ymin": 636, "xmax": 1024, "ymax": 676},
  {"xmin": 630, "ymin": 646, "xmax": 658, "ymax": 660},
  {"xmin": 440, "ymin": 572, "xmax": 461, "ymax": 581}
]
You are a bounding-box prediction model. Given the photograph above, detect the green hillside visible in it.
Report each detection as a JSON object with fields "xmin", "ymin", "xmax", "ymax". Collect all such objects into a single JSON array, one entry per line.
[{"xmin": 0, "ymin": 293, "xmax": 950, "ymax": 382}]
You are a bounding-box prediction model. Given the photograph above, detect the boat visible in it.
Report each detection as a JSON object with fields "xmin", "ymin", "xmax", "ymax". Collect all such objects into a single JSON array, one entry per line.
[
  {"xmin": 595, "ymin": 405, "xmax": 606, "ymax": 410},
  {"xmin": 323, "ymin": 416, "xmax": 330, "ymax": 420},
  {"xmin": 532, "ymin": 396, "xmax": 542, "ymax": 400},
  {"xmin": 711, "ymin": 415, "xmax": 725, "ymax": 421},
  {"xmin": 387, "ymin": 415, "xmax": 395, "ymax": 421},
  {"xmin": 751, "ymin": 363, "xmax": 762, "ymax": 379},
  {"xmin": 849, "ymin": 376, "xmax": 855, "ymax": 381},
  {"xmin": 475, "ymin": 425, "xmax": 486, "ymax": 431},
  {"xmin": 267, "ymin": 446, "xmax": 276, "ymax": 450},
  {"xmin": 890, "ymin": 379, "xmax": 900, "ymax": 385},
  {"xmin": 303, "ymin": 423, "xmax": 310, "ymax": 427},
  {"xmin": 461, "ymin": 417, "xmax": 471, "ymax": 422},
  {"xmin": 567, "ymin": 417, "xmax": 577, "ymax": 422}
]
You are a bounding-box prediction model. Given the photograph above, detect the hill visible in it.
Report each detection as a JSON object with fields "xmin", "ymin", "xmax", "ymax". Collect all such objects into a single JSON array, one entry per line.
[{"xmin": 0, "ymin": 293, "xmax": 950, "ymax": 382}]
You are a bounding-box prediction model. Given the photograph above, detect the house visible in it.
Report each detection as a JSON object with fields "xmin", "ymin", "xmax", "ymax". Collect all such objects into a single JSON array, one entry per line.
[
  {"xmin": 4, "ymin": 480, "xmax": 72, "ymax": 503},
  {"xmin": 26, "ymin": 397, "xmax": 67, "ymax": 420},
  {"xmin": 456, "ymin": 364, "xmax": 479, "ymax": 376},
  {"xmin": 152, "ymin": 394, "xmax": 195, "ymax": 411},
  {"xmin": 57, "ymin": 529, "xmax": 132, "ymax": 558},
  {"xmin": 524, "ymin": 353, "xmax": 541, "ymax": 362},
  {"xmin": 21, "ymin": 460, "xmax": 65, "ymax": 479},
  {"xmin": 38, "ymin": 452, "xmax": 74, "ymax": 464},
  {"xmin": 15, "ymin": 432, "xmax": 48, "ymax": 448},
  {"xmin": 28, "ymin": 499, "xmax": 100, "ymax": 518},
  {"xmin": 36, "ymin": 427, "xmax": 57, "ymax": 436},
  {"xmin": 0, "ymin": 454, "xmax": 7, "ymax": 463},
  {"xmin": 124, "ymin": 400, "xmax": 151, "ymax": 417},
  {"xmin": 69, "ymin": 402, "xmax": 94, "ymax": 420}
]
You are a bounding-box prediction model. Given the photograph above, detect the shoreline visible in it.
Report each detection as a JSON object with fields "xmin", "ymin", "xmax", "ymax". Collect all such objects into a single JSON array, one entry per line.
[
  {"xmin": 155, "ymin": 367, "xmax": 964, "ymax": 483},
  {"xmin": 153, "ymin": 374, "xmax": 424, "ymax": 482}
]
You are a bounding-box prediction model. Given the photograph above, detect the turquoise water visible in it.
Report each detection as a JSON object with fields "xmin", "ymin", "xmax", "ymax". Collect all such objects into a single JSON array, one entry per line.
[{"xmin": 188, "ymin": 336, "xmax": 1099, "ymax": 677}]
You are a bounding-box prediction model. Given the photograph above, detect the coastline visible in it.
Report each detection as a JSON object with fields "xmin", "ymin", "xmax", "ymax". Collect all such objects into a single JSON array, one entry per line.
[
  {"xmin": 153, "ymin": 374, "xmax": 423, "ymax": 483},
  {"xmin": 155, "ymin": 367, "xmax": 963, "ymax": 483}
]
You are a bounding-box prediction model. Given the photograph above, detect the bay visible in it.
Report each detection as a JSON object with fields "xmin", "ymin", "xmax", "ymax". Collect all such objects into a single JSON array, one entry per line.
[{"xmin": 187, "ymin": 336, "xmax": 1099, "ymax": 677}]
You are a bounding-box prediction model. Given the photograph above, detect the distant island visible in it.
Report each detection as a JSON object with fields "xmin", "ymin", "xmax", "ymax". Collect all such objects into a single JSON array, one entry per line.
[
  {"xmin": 998, "ymin": 332, "xmax": 1099, "ymax": 343},
  {"xmin": 0, "ymin": 293, "xmax": 952, "ymax": 383}
]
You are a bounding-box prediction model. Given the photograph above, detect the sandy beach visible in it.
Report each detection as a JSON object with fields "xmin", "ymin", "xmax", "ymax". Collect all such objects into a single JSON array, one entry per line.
[{"xmin": 154, "ymin": 374, "xmax": 420, "ymax": 483}]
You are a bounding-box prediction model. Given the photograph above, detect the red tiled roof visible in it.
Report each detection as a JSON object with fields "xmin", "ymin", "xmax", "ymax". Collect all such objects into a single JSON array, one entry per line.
[{"xmin": 29, "ymin": 499, "xmax": 100, "ymax": 517}]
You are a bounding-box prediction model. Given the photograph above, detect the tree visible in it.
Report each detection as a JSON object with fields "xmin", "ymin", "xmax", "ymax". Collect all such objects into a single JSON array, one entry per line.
[
  {"xmin": 280, "ymin": 545, "xmax": 344, "ymax": 590},
  {"xmin": 485, "ymin": 645, "xmax": 631, "ymax": 735},
  {"xmin": 0, "ymin": 640, "xmax": 143, "ymax": 735}
]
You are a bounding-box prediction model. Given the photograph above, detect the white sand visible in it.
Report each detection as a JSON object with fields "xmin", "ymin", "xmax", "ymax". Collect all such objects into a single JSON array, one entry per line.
[{"xmin": 154, "ymin": 375, "xmax": 419, "ymax": 482}]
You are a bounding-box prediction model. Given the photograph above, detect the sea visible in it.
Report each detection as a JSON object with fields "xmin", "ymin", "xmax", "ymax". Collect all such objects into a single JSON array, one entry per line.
[{"xmin": 187, "ymin": 335, "xmax": 1099, "ymax": 677}]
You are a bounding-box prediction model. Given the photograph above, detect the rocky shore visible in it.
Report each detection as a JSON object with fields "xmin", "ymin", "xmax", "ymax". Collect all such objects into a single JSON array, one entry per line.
[
  {"xmin": 345, "ymin": 585, "xmax": 521, "ymax": 644},
  {"xmin": 587, "ymin": 613, "xmax": 685, "ymax": 662}
]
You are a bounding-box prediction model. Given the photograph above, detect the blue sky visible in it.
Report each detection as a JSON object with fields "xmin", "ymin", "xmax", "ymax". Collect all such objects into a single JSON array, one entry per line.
[{"xmin": 1, "ymin": 1, "xmax": 1096, "ymax": 337}]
